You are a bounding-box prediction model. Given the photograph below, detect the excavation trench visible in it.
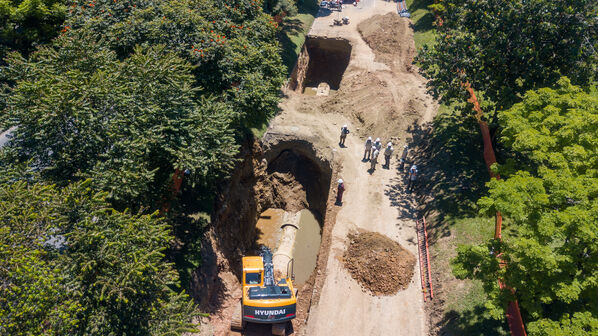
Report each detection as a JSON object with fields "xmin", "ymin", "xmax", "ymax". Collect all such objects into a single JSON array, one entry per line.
[
  {"xmin": 289, "ymin": 36, "xmax": 352, "ymax": 95},
  {"xmin": 197, "ymin": 137, "xmax": 336, "ymax": 334}
]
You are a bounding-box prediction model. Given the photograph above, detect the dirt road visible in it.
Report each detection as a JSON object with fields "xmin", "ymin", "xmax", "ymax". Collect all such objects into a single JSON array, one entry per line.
[
  {"xmin": 201, "ymin": 0, "xmax": 437, "ymax": 334},
  {"xmin": 272, "ymin": 1, "xmax": 437, "ymax": 334}
]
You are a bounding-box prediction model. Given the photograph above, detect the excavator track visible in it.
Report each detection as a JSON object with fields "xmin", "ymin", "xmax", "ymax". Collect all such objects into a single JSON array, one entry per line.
[
  {"xmin": 272, "ymin": 322, "xmax": 287, "ymax": 336},
  {"xmin": 230, "ymin": 300, "xmax": 245, "ymax": 331}
]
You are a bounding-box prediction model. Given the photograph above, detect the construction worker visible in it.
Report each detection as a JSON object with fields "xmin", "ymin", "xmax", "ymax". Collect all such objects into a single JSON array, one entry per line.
[
  {"xmin": 399, "ymin": 144, "xmax": 409, "ymax": 170},
  {"xmin": 374, "ymin": 138, "xmax": 382, "ymax": 151},
  {"xmin": 370, "ymin": 149, "xmax": 379, "ymax": 171},
  {"xmin": 336, "ymin": 179, "xmax": 345, "ymax": 204},
  {"xmin": 407, "ymin": 164, "xmax": 418, "ymax": 191},
  {"xmin": 384, "ymin": 142, "xmax": 394, "ymax": 168},
  {"xmin": 339, "ymin": 125, "xmax": 349, "ymax": 146},
  {"xmin": 363, "ymin": 137, "xmax": 373, "ymax": 160}
]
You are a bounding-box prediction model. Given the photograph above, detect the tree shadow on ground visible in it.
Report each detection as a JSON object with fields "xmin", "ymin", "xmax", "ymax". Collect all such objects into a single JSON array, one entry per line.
[
  {"xmin": 278, "ymin": 0, "xmax": 320, "ymax": 73},
  {"xmin": 413, "ymin": 11, "xmax": 435, "ymax": 32},
  {"xmin": 401, "ymin": 108, "xmax": 489, "ymax": 241},
  {"xmin": 407, "ymin": 0, "xmax": 436, "ymax": 34},
  {"xmin": 438, "ymin": 305, "xmax": 508, "ymax": 336},
  {"xmin": 408, "ymin": 0, "xmax": 432, "ymax": 14},
  {"xmin": 384, "ymin": 172, "xmax": 420, "ymax": 220}
]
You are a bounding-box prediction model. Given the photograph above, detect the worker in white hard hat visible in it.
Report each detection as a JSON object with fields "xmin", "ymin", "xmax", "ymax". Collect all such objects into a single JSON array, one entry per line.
[
  {"xmin": 370, "ymin": 138, "xmax": 381, "ymax": 159},
  {"xmin": 384, "ymin": 142, "xmax": 394, "ymax": 168},
  {"xmin": 363, "ymin": 137, "xmax": 373, "ymax": 161},
  {"xmin": 407, "ymin": 164, "xmax": 418, "ymax": 191},
  {"xmin": 339, "ymin": 125, "xmax": 349, "ymax": 147},
  {"xmin": 336, "ymin": 178, "xmax": 345, "ymax": 204},
  {"xmin": 399, "ymin": 144, "xmax": 409, "ymax": 170},
  {"xmin": 370, "ymin": 149, "xmax": 379, "ymax": 171},
  {"xmin": 374, "ymin": 138, "xmax": 382, "ymax": 151}
]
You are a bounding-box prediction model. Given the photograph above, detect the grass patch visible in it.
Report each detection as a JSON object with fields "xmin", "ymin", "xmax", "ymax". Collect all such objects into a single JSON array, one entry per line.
[
  {"xmin": 431, "ymin": 216, "xmax": 509, "ymax": 336},
  {"xmin": 250, "ymin": 123, "xmax": 269, "ymax": 138},
  {"xmin": 278, "ymin": 0, "xmax": 319, "ymax": 74},
  {"xmin": 406, "ymin": 0, "xmax": 437, "ymax": 50}
]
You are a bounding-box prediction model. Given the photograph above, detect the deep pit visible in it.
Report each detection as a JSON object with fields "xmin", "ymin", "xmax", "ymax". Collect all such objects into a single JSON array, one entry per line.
[
  {"xmin": 196, "ymin": 138, "xmax": 334, "ymax": 334},
  {"xmin": 289, "ymin": 37, "xmax": 352, "ymax": 93},
  {"xmin": 195, "ymin": 138, "xmax": 334, "ymax": 316}
]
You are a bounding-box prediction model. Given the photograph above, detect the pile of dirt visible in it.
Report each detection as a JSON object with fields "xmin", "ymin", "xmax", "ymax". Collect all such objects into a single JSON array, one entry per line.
[
  {"xmin": 357, "ymin": 12, "xmax": 414, "ymax": 71},
  {"xmin": 315, "ymin": 70, "xmax": 409, "ymax": 140},
  {"xmin": 266, "ymin": 171, "xmax": 308, "ymax": 212},
  {"xmin": 343, "ymin": 231, "xmax": 416, "ymax": 296}
]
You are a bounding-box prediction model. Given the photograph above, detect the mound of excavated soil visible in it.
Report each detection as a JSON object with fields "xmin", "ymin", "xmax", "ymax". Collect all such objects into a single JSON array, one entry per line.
[
  {"xmin": 343, "ymin": 232, "xmax": 416, "ymax": 296},
  {"xmin": 357, "ymin": 12, "xmax": 414, "ymax": 70}
]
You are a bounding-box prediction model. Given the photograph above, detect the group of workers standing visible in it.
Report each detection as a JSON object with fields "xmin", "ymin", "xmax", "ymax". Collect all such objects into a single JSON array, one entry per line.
[
  {"xmin": 362, "ymin": 136, "xmax": 395, "ymax": 170},
  {"xmin": 335, "ymin": 125, "xmax": 419, "ymax": 205}
]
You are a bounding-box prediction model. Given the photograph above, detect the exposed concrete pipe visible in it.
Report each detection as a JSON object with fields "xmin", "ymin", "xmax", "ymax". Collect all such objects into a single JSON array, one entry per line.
[{"xmin": 273, "ymin": 211, "xmax": 300, "ymax": 278}]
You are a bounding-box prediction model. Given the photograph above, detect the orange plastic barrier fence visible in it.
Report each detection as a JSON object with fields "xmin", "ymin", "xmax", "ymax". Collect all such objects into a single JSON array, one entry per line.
[
  {"xmin": 161, "ymin": 169, "xmax": 184, "ymax": 214},
  {"xmin": 464, "ymin": 82, "xmax": 527, "ymax": 336}
]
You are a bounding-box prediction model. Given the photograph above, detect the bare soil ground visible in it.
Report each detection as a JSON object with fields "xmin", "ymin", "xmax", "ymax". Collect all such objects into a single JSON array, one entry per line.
[
  {"xmin": 343, "ymin": 231, "xmax": 416, "ymax": 296},
  {"xmin": 198, "ymin": 0, "xmax": 439, "ymax": 334}
]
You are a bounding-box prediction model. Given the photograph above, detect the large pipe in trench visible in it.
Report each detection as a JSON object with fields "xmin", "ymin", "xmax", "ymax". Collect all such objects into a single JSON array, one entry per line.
[{"xmin": 272, "ymin": 211, "xmax": 300, "ymax": 278}]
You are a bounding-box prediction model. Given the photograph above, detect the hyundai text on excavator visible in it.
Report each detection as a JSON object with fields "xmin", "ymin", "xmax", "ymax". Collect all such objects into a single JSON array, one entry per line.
[{"xmin": 231, "ymin": 246, "xmax": 297, "ymax": 335}]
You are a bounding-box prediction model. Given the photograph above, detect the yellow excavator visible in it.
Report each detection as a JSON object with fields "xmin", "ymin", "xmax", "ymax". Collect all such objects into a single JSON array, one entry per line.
[{"xmin": 231, "ymin": 246, "xmax": 297, "ymax": 335}]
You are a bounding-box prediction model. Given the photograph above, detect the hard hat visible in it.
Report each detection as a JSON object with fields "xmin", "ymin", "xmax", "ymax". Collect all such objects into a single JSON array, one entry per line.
[
  {"xmin": 387, "ymin": 142, "xmax": 392, "ymax": 147},
  {"xmin": 338, "ymin": 179, "xmax": 343, "ymax": 184},
  {"xmin": 404, "ymin": 144, "xmax": 408, "ymax": 148},
  {"xmin": 343, "ymin": 125, "xmax": 347, "ymax": 128},
  {"xmin": 368, "ymin": 136, "xmax": 372, "ymax": 140},
  {"xmin": 375, "ymin": 138, "xmax": 380, "ymax": 142},
  {"xmin": 411, "ymin": 164, "xmax": 417, "ymax": 169}
]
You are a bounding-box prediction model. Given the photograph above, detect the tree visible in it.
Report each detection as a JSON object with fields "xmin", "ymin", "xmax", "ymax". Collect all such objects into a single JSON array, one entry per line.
[
  {"xmin": 0, "ymin": 169, "xmax": 198, "ymax": 335},
  {"xmin": 64, "ymin": 0, "xmax": 286, "ymax": 127},
  {"xmin": 452, "ymin": 79, "xmax": 598, "ymax": 335},
  {"xmin": 263, "ymin": 0, "xmax": 298, "ymax": 17},
  {"xmin": 0, "ymin": 0, "xmax": 66, "ymax": 58},
  {"xmin": 417, "ymin": 0, "xmax": 598, "ymax": 112},
  {"xmin": 1, "ymin": 36, "xmax": 238, "ymax": 209}
]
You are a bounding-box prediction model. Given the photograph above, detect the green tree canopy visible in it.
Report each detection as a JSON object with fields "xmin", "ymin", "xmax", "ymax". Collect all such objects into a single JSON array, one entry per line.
[
  {"xmin": 64, "ymin": 0, "xmax": 286, "ymax": 126},
  {"xmin": 417, "ymin": 0, "xmax": 598, "ymax": 111},
  {"xmin": 0, "ymin": 0, "xmax": 66, "ymax": 57},
  {"xmin": 0, "ymin": 170, "xmax": 197, "ymax": 335},
  {"xmin": 1, "ymin": 35, "xmax": 238, "ymax": 209},
  {"xmin": 452, "ymin": 79, "xmax": 598, "ymax": 335}
]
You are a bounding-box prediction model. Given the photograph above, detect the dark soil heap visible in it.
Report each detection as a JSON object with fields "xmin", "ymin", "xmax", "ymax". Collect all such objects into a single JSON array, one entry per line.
[{"xmin": 343, "ymin": 232, "xmax": 416, "ymax": 296}]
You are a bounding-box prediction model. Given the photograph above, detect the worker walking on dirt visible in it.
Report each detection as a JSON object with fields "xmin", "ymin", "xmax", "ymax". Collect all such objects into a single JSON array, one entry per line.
[
  {"xmin": 339, "ymin": 125, "xmax": 350, "ymax": 147},
  {"xmin": 383, "ymin": 142, "xmax": 394, "ymax": 168},
  {"xmin": 407, "ymin": 164, "xmax": 418, "ymax": 191},
  {"xmin": 363, "ymin": 137, "xmax": 373, "ymax": 160},
  {"xmin": 370, "ymin": 149, "xmax": 379, "ymax": 171},
  {"xmin": 336, "ymin": 179, "xmax": 345, "ymax": 205},
  {"xmin": 399, "ymin": 144, "xmax": 409, "ymax": 170}
]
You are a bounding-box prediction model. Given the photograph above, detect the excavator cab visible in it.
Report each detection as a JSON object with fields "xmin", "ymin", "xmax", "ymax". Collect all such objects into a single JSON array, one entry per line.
[{"xmin": 231, "ymin": 247, "xmax": 297, "ymax": 335}]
